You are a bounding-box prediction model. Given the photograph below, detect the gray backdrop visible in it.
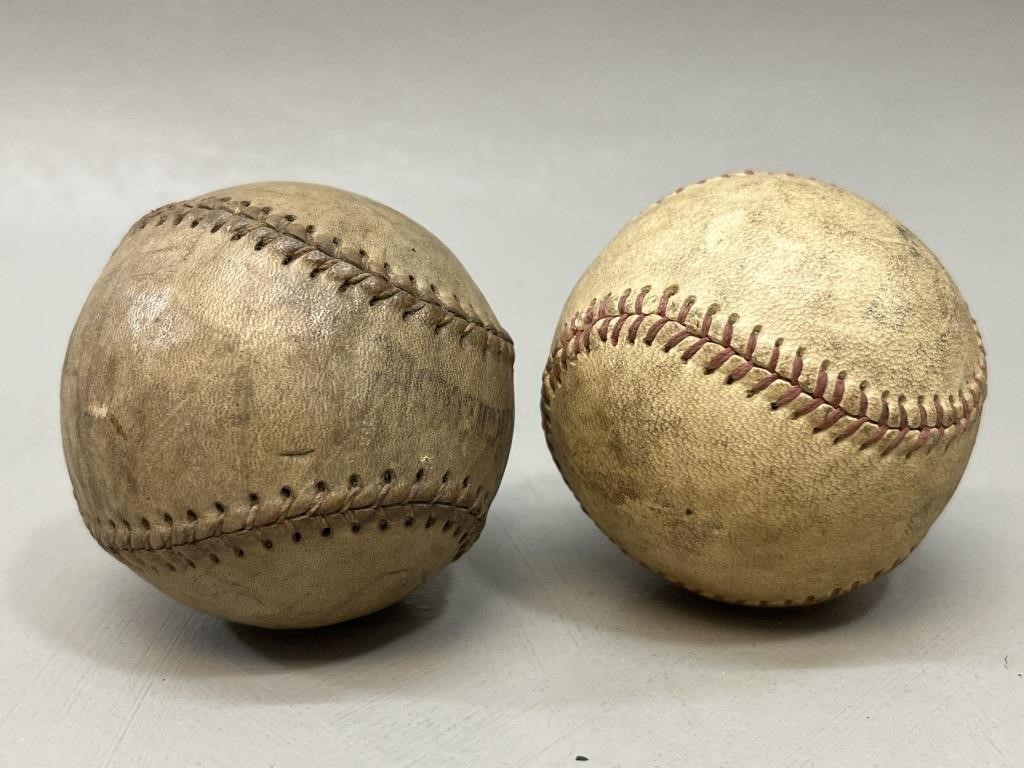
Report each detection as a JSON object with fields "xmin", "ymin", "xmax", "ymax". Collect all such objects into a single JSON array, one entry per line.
[{"xmin": 1, "ymin": 2, "xmax": 1021, "ymax": 767}]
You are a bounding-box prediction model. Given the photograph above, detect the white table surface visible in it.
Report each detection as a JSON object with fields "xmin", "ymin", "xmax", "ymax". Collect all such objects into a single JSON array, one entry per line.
[
  {"xmin": 3, "ymin": 431, "xmax": 1023, "ymax": 767},
  {"xmin": 2, "ymin": 2, "xmax": 1021, "ymax": 766}
]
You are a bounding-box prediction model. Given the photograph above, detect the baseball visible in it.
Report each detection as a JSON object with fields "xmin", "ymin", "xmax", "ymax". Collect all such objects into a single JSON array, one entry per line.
[
  {"xmin": 61, "ymin": 182, "xmax": 514, "ymax": 628},
  {"xmin": 542, "ymin": 172, "xmax": 986, "ymax": 606}
]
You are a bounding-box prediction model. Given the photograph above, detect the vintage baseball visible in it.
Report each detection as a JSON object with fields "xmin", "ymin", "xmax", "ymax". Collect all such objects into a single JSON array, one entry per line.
[
  {"xmin": 61, "ymin": 182, "xmax": 514, "ymax": 628},
  {"xmin": 542, "ymin": 171, "xmax": 986, "ymax": 606}
]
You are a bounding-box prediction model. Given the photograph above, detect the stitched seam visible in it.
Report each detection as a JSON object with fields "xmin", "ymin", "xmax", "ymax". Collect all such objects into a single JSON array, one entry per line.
[
  {"xmin": 108, "ymin": 502, "xmax": 482, "ymax": 574},
  {"xmin": 542, "ymin": 285, "xmax": 986, "ymax": 457},
  {"xmin": 107, "ymin": 501, "xmax": 480, "ymax": 553},
  {"xmin": 631, "ymin": 170, "xmax": 833, "ymax": 224},
  {"xmin": 89, "ymin": 471, "xmax": 489, "ymax": 560},
  {"xmin": 132, "ymin": 198, "xmax": 514, "ymax": 357}
]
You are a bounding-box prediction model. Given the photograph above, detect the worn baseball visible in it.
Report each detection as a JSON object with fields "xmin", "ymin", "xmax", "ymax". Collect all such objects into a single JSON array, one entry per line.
[
  {"xmin": 61, "ymin": 182, "xmax": 514, "ymax": 628},
  {"xmin": 542, "ymin": 172, "xmax": 986, "ymax": 606}
]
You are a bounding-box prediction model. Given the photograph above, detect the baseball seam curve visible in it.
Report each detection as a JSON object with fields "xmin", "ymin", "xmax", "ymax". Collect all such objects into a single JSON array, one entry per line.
[
  {"xmin": 131, "ymin": 197, "xmax": 514, "ymax": 358},
  {"xmin": 542, "ymin": 285, "xmax": 986, "ymax": 458},
  {"xmin": 91, "ymin": 472, "xmax": 489, "ymax": 569}
]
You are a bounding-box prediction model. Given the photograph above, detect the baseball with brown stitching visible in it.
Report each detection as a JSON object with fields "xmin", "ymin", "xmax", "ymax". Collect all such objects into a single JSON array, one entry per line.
[
  {"xmin": 61, "ymin": 182, "xmax": 514, "ymax": 628},
  {"xmin": 542, "ymin": 171, "xmax": 986, "ymax": 606}
]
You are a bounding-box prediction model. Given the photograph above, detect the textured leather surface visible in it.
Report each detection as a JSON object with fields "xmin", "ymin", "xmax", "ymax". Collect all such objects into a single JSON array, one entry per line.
[
  {"xmin": 61, "ymin": 182, "xmax": 514, "ymax": 628},
  {"xmin": 542, "ymin": 172, "xmax": 986, "ymax": 606}
]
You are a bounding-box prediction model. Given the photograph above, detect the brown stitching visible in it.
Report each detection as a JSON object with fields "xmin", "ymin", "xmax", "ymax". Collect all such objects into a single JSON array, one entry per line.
[
  {"xmin": 111, "ymin": 502, "xmax": 479, "ymax": 573},
  {"xmin": 132, "ymin": 198, "xmax": 514, "ymax": 358},
  {"xmin": 91, "ymin": 469, "xmax": 487, "ymax": 562},
  {"xmin": 104, "ymin": 501, "xmax": 479, "ymax": 565},
  {"xmin": 542, "ymin": 286, "xmax": 986, "ymax": 458}
]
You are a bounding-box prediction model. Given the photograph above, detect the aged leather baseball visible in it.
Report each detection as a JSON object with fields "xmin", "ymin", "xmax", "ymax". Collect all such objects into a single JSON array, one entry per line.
[
  {"xmin": 542, "ymin": 172, "xmax": 986, "ymax": 606},
  {"xmin": 62, "ymin": 182, "xmax": 514, "ymax": 628}
]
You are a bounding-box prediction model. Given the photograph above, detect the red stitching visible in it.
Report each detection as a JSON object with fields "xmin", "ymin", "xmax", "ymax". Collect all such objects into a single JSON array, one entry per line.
[
  {"xmin": 644, "ymin": 317, "xmax": 671, "ymax": 346},
  {"xmin": 720, "ymin": 314, "xmax": 737, "ymax": 347},
  {"xmin": 699, "ymin": 304, "xmax": 718, "ymax": 336},
  {"xmin": 706, "ymin": 347, "xmax": 734, "ymax": 372},
  {"xmin": 617, "ymin": 289, "xmax": 631, "ymax": 316},
  {"xmin": 626, "ymin": 314, "xmax": 645, "ymax": 344},
  {"xmin": 789, "ymin": 349, "xmax": 804, "ymax": 383},
  {"xmin": 656, "ymin": 286, "xmax": 677, "ymax": 315},
  {"xmin": 771, "ymin": 384, "xmax": 803, "ymax": 409},
  {"xmin": 833, "ymin": 417, "xmax": 868, "ymax": 443},
  {"xmin": 747, "ymin": 373, "xmax": 779, "ymax": 396},
  {"xmin": 611, "ymin": 314, "xmax": 629, "ymax": 346},
  {"xmin": 744, "ymin": 325, "xmax": 760, "ymax": 357},
  {"xmin": 793, "ymin": 396, "xmax": 825, "ymax": 418},
  {"xmin": 677, "ymin": 295, "xmax": 696, "ymax": 325},
  {"xmin": 543, "ymin": 286, "xmax": 986, "ymax": 457},
  {"xmin": 662, "ymin": 329, "xmax": 690, "ymax": 351},
  {"xmin": 633, "ymin": 286, "xmax": 651, "ymax": 314},
  {"xmin": 831, "ymin": 371, "xmax": 847, "ymax": 406},
  {"xmin": 682, "ymin": 336, "xmax": 710, "ymax": 361},
  {"xmin": 767, "ymin": 339, "xmax": 782, "ymax": 372},
  {"xmin": 814, "ymin": 406, "xmax": 845, "ymax": 433},
  {"xmin": 726, "ymin": 360, "xmax": 754, "ymax": 383},
  {"xmin": 813, "ymin": 362, "xmax": 829, "ymax": 397}
]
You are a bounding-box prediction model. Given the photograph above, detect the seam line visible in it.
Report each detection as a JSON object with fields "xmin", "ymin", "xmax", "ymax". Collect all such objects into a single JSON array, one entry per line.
[
  {"xmin": 132, "ymin": 197, "xmax": 514, "ymax": 357},
  {"xmin": 542, "ymin": 285, "xmax": 986, "ymax": 457}
]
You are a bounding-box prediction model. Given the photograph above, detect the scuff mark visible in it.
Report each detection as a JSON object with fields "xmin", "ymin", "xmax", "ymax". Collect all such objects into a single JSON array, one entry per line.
[{"xmin": 86, "ymin": 403, "xmax": 109, "ymax": 419}]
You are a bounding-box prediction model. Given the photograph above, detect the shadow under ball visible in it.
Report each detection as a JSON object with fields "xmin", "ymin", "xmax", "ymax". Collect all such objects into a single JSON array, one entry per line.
[
  {"xmin": 61, "ymin": 182, "xmax": 515, "ymax": 628},
  {"xmin": 542, "ymin": 172, "xmax": 986, "ymax": 607}
]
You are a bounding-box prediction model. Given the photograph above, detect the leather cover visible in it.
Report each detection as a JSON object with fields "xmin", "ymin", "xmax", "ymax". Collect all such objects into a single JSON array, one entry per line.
[
  {"xmin": 542, "ymin": 172, "xmax": 985, "ymax": 606},
  {"xmin": 61, "ymin": 182, "xmax": 515, "ymax": 628}
]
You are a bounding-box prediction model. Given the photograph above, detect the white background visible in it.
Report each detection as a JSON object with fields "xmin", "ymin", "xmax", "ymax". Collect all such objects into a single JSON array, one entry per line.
[{"xmin": 1, "ymin": 2, "xmax": 1021, "ymax": 766}]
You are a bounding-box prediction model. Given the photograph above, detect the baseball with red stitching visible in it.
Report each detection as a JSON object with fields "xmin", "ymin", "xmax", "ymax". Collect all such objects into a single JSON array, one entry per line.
[
  {"xmin": 542, "ymin": 171, "xmax": 986, "ymax": 606},
  {"xmin": 61, "ymin": 182, "xmax": 515, "ymax": 628}
]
